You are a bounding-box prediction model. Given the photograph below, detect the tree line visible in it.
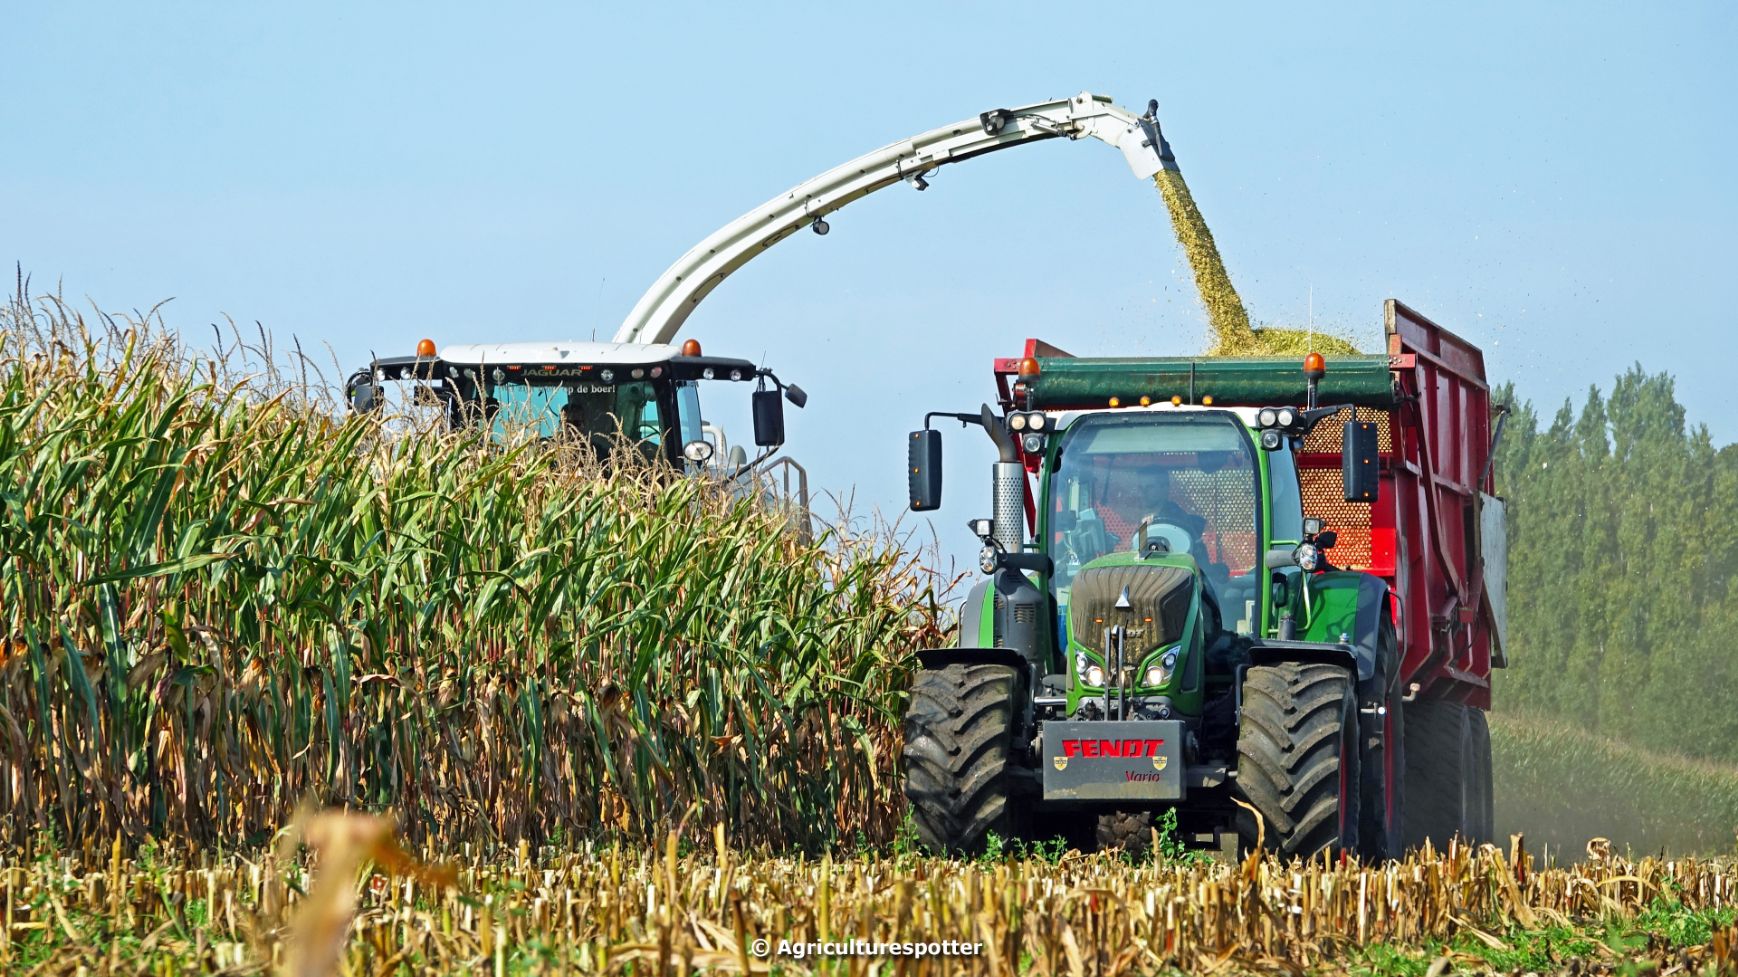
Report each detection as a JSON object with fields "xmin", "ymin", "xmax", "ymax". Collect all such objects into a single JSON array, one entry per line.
[{"xmin": 1494, "ymin": 367, "xmax": 1738, "ymax": 763}]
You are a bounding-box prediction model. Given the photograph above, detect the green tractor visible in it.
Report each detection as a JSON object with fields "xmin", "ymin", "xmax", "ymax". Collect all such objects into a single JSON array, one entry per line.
[{"xmin": 902, "ymin": 308, "xmax": 1505, "ymax": 859}]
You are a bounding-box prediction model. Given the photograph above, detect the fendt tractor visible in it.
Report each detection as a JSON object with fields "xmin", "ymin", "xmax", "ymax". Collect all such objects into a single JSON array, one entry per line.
[{"xmin": 902, "ymin": 304, "xmax": 1506, "ymax": 859}]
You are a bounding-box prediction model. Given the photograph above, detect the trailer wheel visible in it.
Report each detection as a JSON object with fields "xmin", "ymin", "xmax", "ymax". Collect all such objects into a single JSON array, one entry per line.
[
  {"xmin": 901, "ymin": 663, "xmax": 1026, "ymax": 854},
  {"xmin": 1466, "ymin": 708, "xmax": 1495, "ymax": 844},
  {"xmin": 1234, "ymin": 661, "xmax": 1361, "ymax": 858},
  {"xmin": 1401, "ymin": 699, "xmax": 1469, "ymax": 849},
  {"xmin": 1095, "ymin": 811, "xmax": 1154, "ymax": 856}
]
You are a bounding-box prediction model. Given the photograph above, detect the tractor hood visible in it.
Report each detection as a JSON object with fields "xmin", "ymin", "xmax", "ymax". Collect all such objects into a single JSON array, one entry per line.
[{"xmin": 1068, "ymin": 551, "xmax": 1200, "ymax": 658}]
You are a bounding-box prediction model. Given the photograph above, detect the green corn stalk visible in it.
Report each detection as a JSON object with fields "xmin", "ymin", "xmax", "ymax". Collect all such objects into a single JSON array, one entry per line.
[{"xmin": 0, "ymin": 288, "xmax": 954, "ymax": 855}]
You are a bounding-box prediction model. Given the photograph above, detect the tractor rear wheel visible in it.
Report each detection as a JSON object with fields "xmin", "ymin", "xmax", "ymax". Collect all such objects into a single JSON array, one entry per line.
[
  {"xmin": 1402, "ymin": 699, "xmax": 1471, "ymax": 849},
  {"xmin": 1234, "ymin": 661, "xmax": 1361, "ymax": 858},
  {"xmin": 901, "ymin": 663, "xmax": 1026, "ymax": 854},
  {"xmin": 1095, "ymin": 811, "xmax": 1154, "ymax": 856}
]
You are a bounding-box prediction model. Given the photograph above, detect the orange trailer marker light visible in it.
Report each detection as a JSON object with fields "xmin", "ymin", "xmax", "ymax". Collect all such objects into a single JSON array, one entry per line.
[
  {"xmin": 1139, "ymin": 395, "xmax": 1151, "ymax": 406},
  {"xmin": 1108, "ymin": 396, "xmax": 1121, "ymax": 408},
  {"xmin": 1171, "ymin": 395, "xmax": 1183, "ymax": 406},
  {"xmin": 1202, "ymin": 394, "xmax": 1215, "ymax": 406},
  {"xmin": 416, "ymin": 338, "xmax": 436, "ymax": 357}
]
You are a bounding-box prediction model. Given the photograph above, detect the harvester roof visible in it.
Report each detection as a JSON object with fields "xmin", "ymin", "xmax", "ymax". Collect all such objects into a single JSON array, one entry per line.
[{"xmin": 439, "ymin": 341, "xmax": 683, "ymax": 366}]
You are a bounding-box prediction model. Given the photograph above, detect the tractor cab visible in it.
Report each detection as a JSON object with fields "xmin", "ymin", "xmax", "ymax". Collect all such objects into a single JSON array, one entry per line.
[{"xmin": 344, "ymin": 337, "xmax": 807, "ymax": 474}]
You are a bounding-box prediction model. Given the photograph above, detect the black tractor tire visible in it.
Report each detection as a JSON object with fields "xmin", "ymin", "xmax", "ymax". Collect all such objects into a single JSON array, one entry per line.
[
  {"xmin": 1095, "ymin": 811, "xmax": 1154, "ymax": 856},
  {"xmin": 1234, "ymin": 661, "xmax": 1362, "ymax": 859},
  {"xmin": 1465, "ymin": 708, "xmax": 1495, "ymax": 845},
  {"xmin": 901, "ymin": 663, "xmax": 1027, "ymax": 854},
  {"xmin": 1401, "ymin": 699, "xmax": 1470, "ymax": 850}
]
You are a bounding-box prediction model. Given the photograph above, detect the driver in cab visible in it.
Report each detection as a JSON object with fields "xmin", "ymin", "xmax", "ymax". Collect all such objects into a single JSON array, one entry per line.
[{"xmin": 1096, "ymin": 477, "xmax": 1200, "ymax": 556}]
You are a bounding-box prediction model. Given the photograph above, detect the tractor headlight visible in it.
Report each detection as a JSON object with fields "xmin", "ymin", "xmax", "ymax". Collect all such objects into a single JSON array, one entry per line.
[
  {"xmin": 1260, "ymin": 429, "xmax": 1283, "ymax": 451},
  {"xmin": 1277, "ymin": 407, "xmax": 1298, "ymax": 429},
  {"xmin": 1142, "ymin": 650, "xmax": 1181, "ymax": 688},
  {"xmin": 1295, "ymin": 541, "xmax": 1320, "ymax": 572},
  {"xmin": 979, "ymin": 546, "xmax": 998, "ymax": 574},
  {"xmin": 1021, "ymin": 432, "xmax": 1045, "ymax": 455},
  {"xmin": 1085, "ymin": 664, "xmax": 1105, "ymax": 687},
  {"xmin": 599, "ymin": 368, "xmax": 615, "ymax": 383},
  {"xmin": 1008, "ymin": 413, "xmax": 1028, "ymax": 432},
  {"xmin": 1028, "ymin": 412, "xmax": 1046, "ymax": 431},
  {"xmin": 1258, "ymin": 407, "xmax": 1278, "ymax": 428}
]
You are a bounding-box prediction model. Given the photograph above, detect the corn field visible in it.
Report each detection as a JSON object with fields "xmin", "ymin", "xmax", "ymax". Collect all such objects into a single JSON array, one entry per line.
[
  {"xmin": 2, "ymin": 827, "xmax": 1735, "ymax": 976},
  {"xmin": 0, "ymin": 286, "xmax": 952, "ymax": 856},
  {"xmin": 8, "ymin": 286, "xmax": 1738, "ymax": 975}
]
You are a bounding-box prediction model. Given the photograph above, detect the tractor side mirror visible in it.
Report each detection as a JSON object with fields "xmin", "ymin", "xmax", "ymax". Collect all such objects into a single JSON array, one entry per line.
[
  {"xmin": 1315, "ymin": 529, "xmax": 1338, "ymax": 551},
  {"xmin": 909, "ymin": 429, "xmax": 942, "ymax": 511},
  {"xmin": 347, "ymin": 373, "xmax": 383, "ymax": 413},
  {"xmin": 752, "ymin": 389, "xmax": 785, "ymax": 447},
  {"xmin": 1342, "ymin": 419, "xmax": 1379, "ymax": 502}
]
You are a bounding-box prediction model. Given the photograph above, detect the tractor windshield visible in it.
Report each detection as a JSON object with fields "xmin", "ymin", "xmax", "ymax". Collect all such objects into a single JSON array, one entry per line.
[{"xmin": 1045, "ymin": 412, "xmax": 1261, "ymax": 610}]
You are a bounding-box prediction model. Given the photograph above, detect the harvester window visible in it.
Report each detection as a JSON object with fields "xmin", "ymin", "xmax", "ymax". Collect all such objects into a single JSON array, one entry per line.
[
  {"xmin": 674, "ymin": 381, "xmax": 703, "ymax": 448},
  {"xmin": 485, "ymin": 378, "xmax": 666, "ymax": 460}
]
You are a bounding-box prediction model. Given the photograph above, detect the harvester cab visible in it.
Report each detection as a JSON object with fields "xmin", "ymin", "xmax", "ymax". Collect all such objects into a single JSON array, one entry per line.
[
  {"xmin": 344, "ymin": 338, "xmax": 811, "ymax": 522},
  {"xmin": 902, "ymin": 303, "xmax": 1505, "ymax": 862}
]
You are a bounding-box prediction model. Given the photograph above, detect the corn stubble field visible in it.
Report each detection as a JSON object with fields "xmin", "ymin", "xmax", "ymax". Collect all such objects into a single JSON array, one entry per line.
[{"xmin": 1, "ymin": 281, "xmax": 1736, "ymax": 976}]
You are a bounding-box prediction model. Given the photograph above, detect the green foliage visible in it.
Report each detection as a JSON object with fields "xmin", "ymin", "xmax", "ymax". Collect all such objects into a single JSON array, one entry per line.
[
  {"xmin": 0, "ymin": 291, "xmax": 949, "ymax": 854},
  {"xmin": 1496, "ymin": 367, "xmax": 1738, "ymax": 765},
  {"xmin": 1153, "ymin": 807, "xmax": 1209, "ymax": 866}
]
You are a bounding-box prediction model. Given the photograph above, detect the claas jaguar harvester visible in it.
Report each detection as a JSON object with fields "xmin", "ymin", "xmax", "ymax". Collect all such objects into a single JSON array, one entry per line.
[
  {"xmin": 903, "ymin": 305, "xmax": 1506, "ymax": 859},
  {"xmin": 339, "ymin": 92, "xmax": 1178, "ymax": 487}
]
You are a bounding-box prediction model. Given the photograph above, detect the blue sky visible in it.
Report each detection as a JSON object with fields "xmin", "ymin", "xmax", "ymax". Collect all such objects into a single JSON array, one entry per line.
[{"xmin": 7, "ymin": 2, "xmax": 1735, "ymax": 568}]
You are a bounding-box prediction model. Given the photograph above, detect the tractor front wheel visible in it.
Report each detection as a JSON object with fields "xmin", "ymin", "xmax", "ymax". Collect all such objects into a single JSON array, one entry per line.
[
  {"xmin": 1234, "ymin": 661, "xmax": 1362, "ymax": 858},
  {"xmin": 901, "ymin": 663, "xmax": 1026, "ymax": 854}
]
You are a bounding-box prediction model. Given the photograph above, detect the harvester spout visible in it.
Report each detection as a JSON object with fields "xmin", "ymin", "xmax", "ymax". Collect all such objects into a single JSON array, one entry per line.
[{"xmin": 1138, "ymin": 99, "xmax": 1179, "ymax": 174}]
